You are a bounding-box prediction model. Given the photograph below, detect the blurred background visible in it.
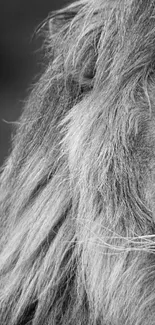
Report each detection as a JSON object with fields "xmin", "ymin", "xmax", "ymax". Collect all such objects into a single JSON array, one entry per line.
[{"xmin": 0, "ymin": 0, "xmax": 69, "ymax": 166}]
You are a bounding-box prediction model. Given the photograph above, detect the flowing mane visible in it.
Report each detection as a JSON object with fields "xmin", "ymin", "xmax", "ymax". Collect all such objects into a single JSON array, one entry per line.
[{"xmin": 1, "ymin": 0, "xmax": 155, "ymax": 324}]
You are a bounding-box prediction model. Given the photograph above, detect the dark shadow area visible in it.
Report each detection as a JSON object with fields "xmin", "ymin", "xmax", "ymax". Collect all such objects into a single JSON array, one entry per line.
[{"xmin": 0, "ymin": 0, "xmax": 69, "ymax": 166}]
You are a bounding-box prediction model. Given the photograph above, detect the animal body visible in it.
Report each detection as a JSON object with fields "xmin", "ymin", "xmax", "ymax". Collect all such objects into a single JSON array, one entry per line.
[{"xmin": 1, "ymin": 0, "xmax": 155, "ymax": 324}]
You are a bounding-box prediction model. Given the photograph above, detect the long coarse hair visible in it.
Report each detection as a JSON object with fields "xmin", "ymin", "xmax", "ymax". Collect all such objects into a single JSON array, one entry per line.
[{"xmin": 1, "ymin": 0, "xmax": 155, "ymax": 324}]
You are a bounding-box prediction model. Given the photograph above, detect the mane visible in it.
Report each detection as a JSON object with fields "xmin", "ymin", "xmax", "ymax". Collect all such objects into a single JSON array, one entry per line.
[{"xmin": 1, "ymin": 0, "xmax": 155, "ymax": 324}]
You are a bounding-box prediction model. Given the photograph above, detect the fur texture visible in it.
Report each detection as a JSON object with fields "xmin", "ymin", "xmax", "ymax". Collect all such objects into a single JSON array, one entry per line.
[{"xmin": 1, "ymin": 0, "xmax": 155, "ymax": 324}]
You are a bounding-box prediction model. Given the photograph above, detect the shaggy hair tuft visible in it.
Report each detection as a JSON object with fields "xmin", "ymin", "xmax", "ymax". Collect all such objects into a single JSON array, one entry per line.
[{"xmin": 1, "ymin": 0, "xmax": 155, "ymax": 324}]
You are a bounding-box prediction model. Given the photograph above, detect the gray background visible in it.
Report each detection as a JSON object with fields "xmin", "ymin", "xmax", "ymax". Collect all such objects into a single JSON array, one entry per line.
[{"xmin": 0, "ymin": 0, "xmax": 69, "ymax": 166}]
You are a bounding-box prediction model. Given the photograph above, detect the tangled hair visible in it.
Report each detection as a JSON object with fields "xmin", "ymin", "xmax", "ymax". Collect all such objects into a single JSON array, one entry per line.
[{"xmin": 2, "ymin": 0, "xmax": 155, "ymax": 324}]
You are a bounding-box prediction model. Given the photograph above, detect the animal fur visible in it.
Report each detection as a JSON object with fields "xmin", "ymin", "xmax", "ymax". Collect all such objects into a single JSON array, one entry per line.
[{"xmin": 1, "ymin": 0, "xmax": 155, "ymax": 324}]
